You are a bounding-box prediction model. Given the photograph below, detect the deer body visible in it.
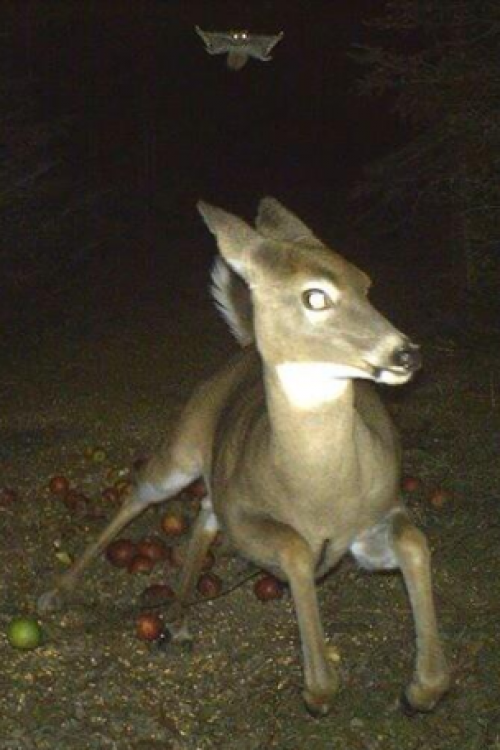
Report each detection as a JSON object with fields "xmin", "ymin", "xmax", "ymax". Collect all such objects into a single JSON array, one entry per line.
[
  {"xmin": 38, "ymin": 198, "xmax": 450, "ymax": 716},
  {"xmin": 207, "ymin": 356, "xmax": 396, "ymax": 567}
]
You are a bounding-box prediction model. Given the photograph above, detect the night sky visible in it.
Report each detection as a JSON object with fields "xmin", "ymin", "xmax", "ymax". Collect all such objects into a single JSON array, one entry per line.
[
  {"xmin": 2, "ymin": 1, "xmax": 405, "ymax": 329},
  {"xmin": 19, "ymin": 2, "xmax": 396, "ymax": 202}
]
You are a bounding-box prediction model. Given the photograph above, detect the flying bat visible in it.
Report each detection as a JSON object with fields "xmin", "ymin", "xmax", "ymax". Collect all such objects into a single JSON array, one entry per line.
[{"xmin": 195, "ymin": 27, "xmax": 284, "ymax": 71}]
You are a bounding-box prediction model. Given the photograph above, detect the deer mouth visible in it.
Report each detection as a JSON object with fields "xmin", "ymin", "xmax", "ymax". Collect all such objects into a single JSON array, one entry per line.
[
  {"xmin": 365, "ymin": 341, "xmax": 422, "ymax": 385},
  {"xmin": 370, "ymin": 365, "xmax": 415, "ymax": 385}
]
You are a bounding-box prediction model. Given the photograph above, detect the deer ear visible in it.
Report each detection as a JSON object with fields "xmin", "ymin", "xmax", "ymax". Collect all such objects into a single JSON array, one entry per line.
[
  {"xmin": 256, "ymin": 197, "xmax": 325, "ymax": 247},
  {"xmin": 197, "ymin": 201, "xmax": 262, "ymax": 280}
]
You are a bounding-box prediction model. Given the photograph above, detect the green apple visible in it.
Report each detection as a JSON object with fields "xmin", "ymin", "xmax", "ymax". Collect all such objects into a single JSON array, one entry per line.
[{"xmin": 7, "ymin": 617, "xmax": 43, "ymax": 650}]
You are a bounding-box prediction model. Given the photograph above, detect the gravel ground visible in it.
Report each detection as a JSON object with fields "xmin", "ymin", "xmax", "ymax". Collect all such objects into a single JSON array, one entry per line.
[{"xmin": 1, "ymin": 268, "xmax": 499, "ymax": 750}]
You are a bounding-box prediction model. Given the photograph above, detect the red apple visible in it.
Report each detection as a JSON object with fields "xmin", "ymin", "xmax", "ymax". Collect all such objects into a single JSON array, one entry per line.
[
  {"xmin": 136, "ymin": 612, "xmax": 163, "ymax": 641},
  {"xmin": 197, "ymin": 572, "xmax": 222, "ymax": 598},
  {"xmin": 253, "ymin": 574, "xmax": 284, "ymax": 602},
  {"xmin": 402, "ymin": 476, "xmax": 421, "ymax": 493},
  {"xmin": 105, "ymin": 539, "xmax": 137, "ymax": 568}
]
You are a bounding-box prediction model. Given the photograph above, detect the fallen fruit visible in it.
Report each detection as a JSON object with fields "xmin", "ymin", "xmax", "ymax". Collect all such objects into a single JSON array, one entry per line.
[
  {"xmin": 253, "ymin": 574, "xmax": 284, "ymax": 602},
  {"xmin": 48, "ymin": 476, "xmax": 70, "ymax": 495},
  {"xmin": 136, "ymin": 537, "xmax": 169, "ymax": 563},
  {"xmin": 402, "ymin": 476, "xmax": 421, "ymax": 493},
  {"xmin": 197, "ymin": 572, "xmax": 222, "ymax": 598},
  {"xmin": 161, "ymin": 511, "xmax": 188, "ymax": 537},
  {"xmin": 136, "ymin": 612, "xmax": 163, "ymax": 641},
  {"xmin": 429, "ymin": 488, "xmax": 451, "ymax": 508},
  {"xmin": 105, "ymin": 539, "xmax": 137, "ymax": 568},
  {"xmin": 128, "ymin": 554, "xmax": 155, "ymax": 574},
  {"xmin": 7, "ymin": 617, "xmax": 43, "ymax": 650},
  {"xmin": 140, "ymin": 583, "xmax": 175, "ymax": 606}
]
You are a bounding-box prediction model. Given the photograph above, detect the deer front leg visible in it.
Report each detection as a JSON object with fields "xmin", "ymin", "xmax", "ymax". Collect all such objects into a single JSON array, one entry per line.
[
  {"xmin": 229, "ymin": 512, "xmax": 338, "ymax": 716},
  {"xmin": 391, "ymin": 513, "xmax": 450, "ymax": 713},
  {"xmin": 351, "ymin": 510, "xmax": 450, "ymax": 713}
]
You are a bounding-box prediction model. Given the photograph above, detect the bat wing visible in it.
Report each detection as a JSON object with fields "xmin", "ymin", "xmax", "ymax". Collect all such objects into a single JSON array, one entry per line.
[
  {"xmin": 195, "ymin": 27, "xmax": 242, "ymax": 56},
  {"xmin": 244, "ymin": 32, "xmax": 284, "ymax": 61},
  {"xmin": 195, "ymin": 27, "xmax": 284, "ymax": 62}
]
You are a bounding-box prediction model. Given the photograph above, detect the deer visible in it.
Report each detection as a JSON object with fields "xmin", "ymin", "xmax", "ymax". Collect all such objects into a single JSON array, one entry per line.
[{"xmin": 38, "ymin": 197, "xmax": 450, "ymax": 716}]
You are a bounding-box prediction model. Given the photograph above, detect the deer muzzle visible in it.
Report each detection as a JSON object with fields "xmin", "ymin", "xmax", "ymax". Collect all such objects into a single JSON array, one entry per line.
[{"xmin": 391, "ymin": 342, "xmax": 422, "ymax": 373}]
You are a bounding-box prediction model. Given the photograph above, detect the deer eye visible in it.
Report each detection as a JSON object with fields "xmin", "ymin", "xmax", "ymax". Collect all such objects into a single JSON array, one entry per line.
[{"xmin": 302, "ymin": 289, "xmax": 333, "ymax": 311}]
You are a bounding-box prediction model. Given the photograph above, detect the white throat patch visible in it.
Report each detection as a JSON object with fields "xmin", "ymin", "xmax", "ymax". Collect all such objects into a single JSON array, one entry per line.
[{"xmin": 276, "ymin": 362, "xmax": 366, "ymax": 409}]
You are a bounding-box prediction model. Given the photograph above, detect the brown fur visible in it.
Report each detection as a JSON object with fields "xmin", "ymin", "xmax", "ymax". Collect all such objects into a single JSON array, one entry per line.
[{"xmin": 38, "ymin": 198, "xmax": 449, "ymax": 716}]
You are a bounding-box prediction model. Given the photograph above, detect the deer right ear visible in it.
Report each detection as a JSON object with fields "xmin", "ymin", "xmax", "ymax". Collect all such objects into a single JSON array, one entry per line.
[{"xmin": 197, "ymin": 201, "xmax": 262, "ymax": 281}]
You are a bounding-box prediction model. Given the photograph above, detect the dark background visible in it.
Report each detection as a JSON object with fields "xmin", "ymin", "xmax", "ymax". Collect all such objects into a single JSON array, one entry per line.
[
  {"xmin": 1, "ymin": 1, "xmax": 411, "ymax": 338},
  {"xmin": 28, "ymin": 0, "xmax": 392, "ymax": 188}
]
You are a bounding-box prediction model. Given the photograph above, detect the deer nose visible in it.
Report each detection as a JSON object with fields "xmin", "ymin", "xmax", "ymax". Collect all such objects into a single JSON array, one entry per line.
[{"xmin": 392, "ymin": 342, "xmax": 422, "ymax": 372}]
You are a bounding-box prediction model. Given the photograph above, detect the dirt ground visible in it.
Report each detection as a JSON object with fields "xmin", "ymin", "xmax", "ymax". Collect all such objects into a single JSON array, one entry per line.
[{"xmin": 1, "ymin": 251, "xmax": 499, "ymax": 750}]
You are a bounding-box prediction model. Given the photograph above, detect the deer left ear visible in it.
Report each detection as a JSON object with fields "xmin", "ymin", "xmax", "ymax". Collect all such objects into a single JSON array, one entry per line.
[
  {"xmin": 256, "ymin": 197, "xmax": 325, "ymax": 247},
  {"xmin": 197, "ymin": 200, "xmax": 263, "ymax": 281}
]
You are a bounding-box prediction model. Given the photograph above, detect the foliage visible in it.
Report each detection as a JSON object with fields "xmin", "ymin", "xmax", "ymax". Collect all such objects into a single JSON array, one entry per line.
[
  {"xmin": 0, "ymin": 47, "xmax": 135, "ymax": 310},
  {"xmin": 352, "ymin": 0, "xmax": 500, "ymax": 293}
]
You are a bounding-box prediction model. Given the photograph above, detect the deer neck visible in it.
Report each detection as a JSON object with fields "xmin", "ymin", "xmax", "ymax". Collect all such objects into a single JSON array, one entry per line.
[{"xmin": 263, "ymin": 362, "xmax": 358, "ymax": 475}]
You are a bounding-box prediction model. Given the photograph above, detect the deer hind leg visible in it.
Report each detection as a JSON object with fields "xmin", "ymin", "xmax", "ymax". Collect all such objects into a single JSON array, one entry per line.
[
  {"xmin": 37, "ymin": 430, "xmax": 203, "ymax": 615},
  {"xmin": 350, "ymin": 509, "xmax": 450, "ymax": 713},
  {"xmin": 226, "ymin": 510, "xmax": 338, "ymax": 716}
]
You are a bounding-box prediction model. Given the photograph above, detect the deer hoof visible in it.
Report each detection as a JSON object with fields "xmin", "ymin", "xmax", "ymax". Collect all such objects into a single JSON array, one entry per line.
[
  {"xmin": 302, "ymin": 689, "xmax": 334, "ymax": 717},
  {"xmin": 400, "ymin": 677, "xmax": 450, "ymax": 715},
  {"xmin": 400, "ymin": 690, "xmax": 421, "ymax": 717},
  {"xmin": 165, "ymin": 617, "xmax": 193, "ymax": 644},
  {"xmin": 37, "ymin": 589, "xmax": 63, "ymax": 614}
]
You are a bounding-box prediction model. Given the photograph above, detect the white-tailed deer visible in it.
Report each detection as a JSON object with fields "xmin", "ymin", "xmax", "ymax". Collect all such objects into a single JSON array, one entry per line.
[{"xmin": 38, "ymin": 198, "xmax": 450, "ymax": 716}]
